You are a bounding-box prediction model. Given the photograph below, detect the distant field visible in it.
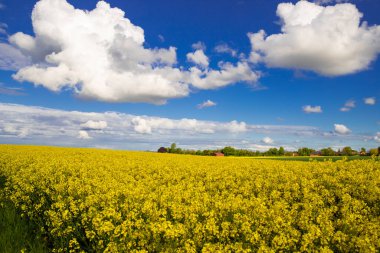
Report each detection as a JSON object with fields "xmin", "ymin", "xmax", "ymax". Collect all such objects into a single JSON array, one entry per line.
[
  {"xmin": 0, "ymin": 145, "xmax": 379, "ymax": 252},
  {"xmin": 251, "ymin": 156, "xmax": 375, "ymax": 162}
]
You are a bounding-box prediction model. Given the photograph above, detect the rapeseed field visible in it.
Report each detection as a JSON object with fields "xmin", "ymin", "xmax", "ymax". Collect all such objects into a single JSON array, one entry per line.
[{"xmin": 0, "ymin": 145, "xmax": 379, "ymax": 252}]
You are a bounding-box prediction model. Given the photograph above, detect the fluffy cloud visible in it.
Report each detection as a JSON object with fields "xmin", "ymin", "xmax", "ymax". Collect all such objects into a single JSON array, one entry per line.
[
  {"xmin": 340, "ymin": 99, "xmax": 355, "ymax": 112},
  {"xmin": 187, "ymin": 50, "xmax": 209, "ymax": 67},
  {"xmin": 364, "ymin": 97, "xmax": 376, "ymax": 105},
  {"xmin": 6, "ymin": 0, "xmax": 187, "ymax": 104},
  {"xmin": 1, "ymin": 0, "xmax": 259, "ymax": 104},
  {"xmin": 78, "ymin": 130, "xmax": 91, "ymax": 139},
  {"xmin": 187, "ymin": 62, "xmax": 259, "ymax": 89},
  {"xmin": 80, "ymin": 120, "xmax": 107, "ymax": 130},
  {"xmin": 197, "ymin": 100, "xmax": 217, "ymax": 109},
  {"xmin": 248, "ymin": 1, "xmax": 380, "ymax": 76},
  {"xmin": 261, "ymin": 137, "xmax": 274, "ymax": 144},
  {"xmin": 214, "ymin": 43, "xmax": 237, "ymax": 57},
  {"xmin": 334, "ymin": 124, "xmax": 351, "ymax": 135},
  {"xmin": 302, "ymin": 105, "xmax": 322, "ymax": 113}
]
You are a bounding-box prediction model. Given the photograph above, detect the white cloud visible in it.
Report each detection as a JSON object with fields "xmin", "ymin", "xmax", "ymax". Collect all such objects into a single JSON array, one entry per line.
[
  {"xmin": 340, "ymin": 99, "xmax": 355, "ymax": 112},
  {"xmin": 197, "ymin": 100, "xmax": 217, "ymax": 109},
  {"xmin": 248, "ymin": 1, "xmax": 380, "ymax": 76},
  {"xmin": 187, "ymin": 49, "xmax": 209, "ymax": 67},
  {"xmin": 6, "ymin": 0, "xmax": 188, "ymax": 104},
  {"xmin": 78, "ymin": 130, "xmax": 91, "ymax": 139},
  {"xmin": 214, "ymin": 43, "xmax": 237, "ymax": 57},
  {"xmin": 0, "ymin": 102, "xmax": 333, "ymax": 150},
  {"xmin": 187, "ymin": 62, "xmax": 259, "ymax": 89},
  {"xmin": 1, "ymin": 124, "xmax": 28, "ymax": 138},
  {"xmin": 130, "ymin": 117, "xmax": 247, "ymax": 135},
  {"xmin": 80, "ymin": 120, "xmax": 107, "ymax": 130},
  {"xmin": 334, "ymin": 124, "xmax": 351, "ymax": 135},
  {"xmin": 364, "ymin": 97, "xmax": 376, "ymax": 105},
  {"xmin": 0, "ymin": 0, "xmax": 261, "ymax": 104},
  {"xmin": 374, "ymin": 132, "xmax": 380, "ymax": 143},
  {"xmin": 262, "ymin": 137, "xmax": 274, "ymax": 144},
  {"xmin": 0, "ymin": 3, "xmax": 4, "ymax": 10},
  {"xmin": 302, "ymin": 105, "xmax": 322, "ymax": 113}
]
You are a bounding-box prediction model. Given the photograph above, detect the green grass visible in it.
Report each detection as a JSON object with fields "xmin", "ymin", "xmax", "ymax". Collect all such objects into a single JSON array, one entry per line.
[{"xmin": 0, "ymin": 176, "xmax": 48, "ymax": 253}]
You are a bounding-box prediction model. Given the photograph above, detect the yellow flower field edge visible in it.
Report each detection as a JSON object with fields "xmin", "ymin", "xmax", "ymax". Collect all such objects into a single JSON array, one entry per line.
[{"xmin": 0, "ymin": 145, "xmax": 379, "ymax": 252}]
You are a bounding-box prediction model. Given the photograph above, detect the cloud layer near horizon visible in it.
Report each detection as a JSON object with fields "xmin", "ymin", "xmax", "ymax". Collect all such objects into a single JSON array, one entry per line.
[{"xmin": 0, "ymin": 102, "xmax": 375, "ymax": 151}]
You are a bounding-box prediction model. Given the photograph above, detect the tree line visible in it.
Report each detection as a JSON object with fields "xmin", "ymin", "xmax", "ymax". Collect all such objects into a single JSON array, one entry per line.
[{"xmin": 158, "ymin": 143, "xmax": 380, "ymax": 157}]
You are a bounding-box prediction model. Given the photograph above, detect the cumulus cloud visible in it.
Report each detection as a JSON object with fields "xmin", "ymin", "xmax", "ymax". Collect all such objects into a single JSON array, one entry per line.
[
  {"xmin": 80, "ymin": 120, "xmax": 108, "ymax": 130},
  {"xmin": 261, "ymin": 137, "xmax": 274, "ymax": 144},
  {"xmin": 340, "ymin": 99, "xmax": 355, "ymax": 112},
  {"xmin": 364, "ymin": 97, "xmax": 376, "ymax": 105},
  {"xmin": 197, "ymin": 100, "xmax": 217, "ymax": 109},
  {"xmin": 334, "ymin": 124, "xmax": 351, "ymax": 135},
  {"xmin": 302, "ymin": 105, "xmax": 322, "ymax": 113},
  {"xmin": 78, "ymin": 130, "xmax": 91, "ymax": 139},
  {"xmin": 7, "ymin": 0, "xmax": 188, "ymax": 104},
  {"xmin": 248, "ymin": 1, "xmax": 380, "ymax": 76},
  {"xmin": 214, "ymin": 43, "xmax": 237, "ymax": 57},
  {"xmin": 187, "ymin": 49, "xmax": 209, "ymax": 67},
  {"xmin": 187, "ymin": 62, "xmax": 259, "ymax": 89},
  {"xmin": 0, "ymin": 0, "xmax": 259, "ymax": 104}
]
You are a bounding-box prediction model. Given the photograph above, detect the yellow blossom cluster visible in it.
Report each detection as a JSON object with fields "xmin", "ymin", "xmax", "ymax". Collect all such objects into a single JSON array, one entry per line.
[{"xmin": 0, "ymin": 145, "xmax": 379, "ymax": 252}]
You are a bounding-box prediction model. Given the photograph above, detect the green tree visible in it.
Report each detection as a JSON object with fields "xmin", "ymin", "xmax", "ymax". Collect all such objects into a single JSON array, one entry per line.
[
  {"xmin": 168, "ymin": 143, "xmax": 177, "ymax": 153},
  {"xmin": 297, "ymin": 147, "xmax": 314, "ymax": 156},
  {"xmin": 341, "ymin": 146, "xmax": 354, "ymax": 156},
  {"xmin": 266, "ymin": 148, "xmax": 278, "ymax": 156},
  {"xmin": 320, "ymin": 147, "xmax": 335, "ymax": 156},
  {"xmin": 221, "ymin": 146, "xmax": 236, "ymax": 156},
  {"xmin": 278, "ymin": 147, "xmax": 285, "ymax": 156}
]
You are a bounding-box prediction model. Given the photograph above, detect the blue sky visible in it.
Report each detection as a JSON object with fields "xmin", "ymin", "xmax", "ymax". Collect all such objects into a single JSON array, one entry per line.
[{"xmin": 0, "ymin": 0, "xmax": 379, "ymax": 151}]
